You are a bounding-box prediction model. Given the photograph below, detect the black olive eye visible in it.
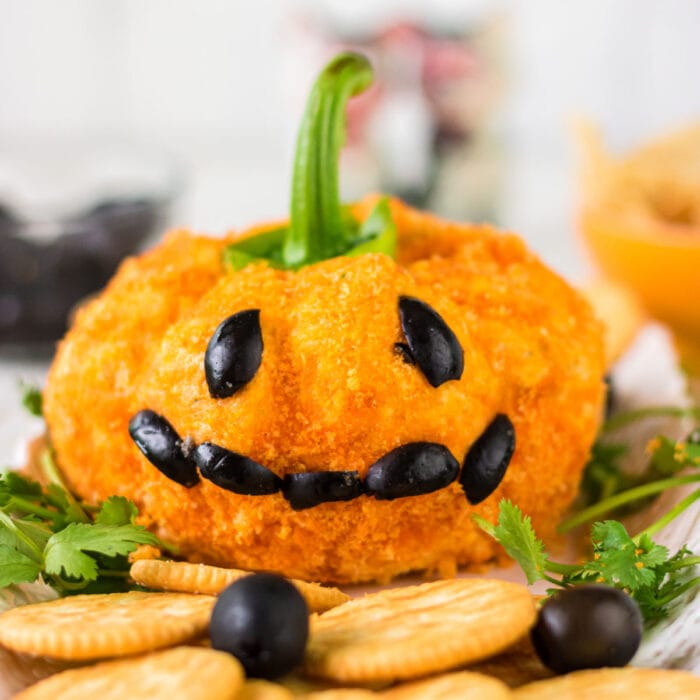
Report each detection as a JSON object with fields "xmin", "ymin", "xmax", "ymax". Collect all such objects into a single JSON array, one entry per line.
[
  {"xmin": 398, "ymin": 296, "xmax": 464, "ymax": 387},
  {"xmin": 205, "ymin": 309, "xmax": 263, "ymax": 399}
]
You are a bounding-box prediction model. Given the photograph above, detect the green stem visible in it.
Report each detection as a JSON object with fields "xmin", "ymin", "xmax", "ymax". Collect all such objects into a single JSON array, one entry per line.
[
  {"xmin": 542, "ymin": 572, "xmax": 565, "ymax": 587},
  {"xmin": 4, "ymin": 497, "xmax": 59, "ymax": 522},
  {"xmin": 284, "ymin": 52, "xmax": 373, "ymax": 267},
  {"xmin": 601, "ymin": 406, "xmax": 700, "ymax": 434},
  {"xmin": 654, "ymin": 576, "xmax": 700, "ymax": 607},
  {"xmin": 669, "ymin": 555, "xmax": 700, "ymax": 571},
  {"xmin": 560, "ymin": 475, "xmax": 700, "ymax": 533},
  {"xmin": 0, "ymin": 511, "xmax": 44, "ymax": 562},
  {"xmin": 633, "ymin": 487, "xmax": 700, "ymax": 543},
  {"xmin": 40, "ymin": 449, "xmax": 90, "ymax": 523},
  {"xmin": 97, "ymin": 569, "xmax": 131, "ymax": 579},
  {"xmin": 545, "ymin": 559, "xmax": 582, "ymax": 575}
]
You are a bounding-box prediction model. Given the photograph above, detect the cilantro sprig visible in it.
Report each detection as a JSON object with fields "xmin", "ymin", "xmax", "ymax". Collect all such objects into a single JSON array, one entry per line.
[
  {"xmin": 476, "ymin": 500, "xmax": 700, "ymax": 625},
  {"xmin": 0, "ymin": 452, "xmax": 161, "ymax": 595}
]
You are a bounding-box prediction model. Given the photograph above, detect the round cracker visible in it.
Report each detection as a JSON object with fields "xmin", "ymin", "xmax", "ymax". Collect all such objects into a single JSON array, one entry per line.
[
  {"xmin": 238, "ymin": 680, "xmax": 295, "ymax": 700},
  {"xmin": 514, "ymin": 667, "xmax": 700, "ymax": 699},
  {"xmin": 0, "ymin": 592, "xmax": 215, "ymax": 660},
  {"xmin": 303, "ymin": 692, "xmax": 377, "ymax": 700},
  {"xmin": 468, "ymin": 637, "xmax": 553, "ymax": 688},
  {"xmin": 130, "ymin": 559, "xmax": 350, "ymax": 613},
  {"xmin": 382, "ymin": 671, "xmax": 513, "ymax": 699},
  {"xmin": 13, "ymin": 646, "xmax": 243, "ymax": 700},
  {"xmin": 303, "ymin": 578, "xmax": 536, "ymax": 683}
]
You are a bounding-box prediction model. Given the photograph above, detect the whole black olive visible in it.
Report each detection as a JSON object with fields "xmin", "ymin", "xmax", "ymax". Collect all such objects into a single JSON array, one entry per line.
[
  {"xmin": 210, "ymin": 573, "xmax": 309, "ymax": 679},
  {"xmin": 204, "ymin": 309, "xmax": 263, "ymax": 399},
  {"xmin": 531, "ymin": 585, "xmax": 643, "ymax": 674}
]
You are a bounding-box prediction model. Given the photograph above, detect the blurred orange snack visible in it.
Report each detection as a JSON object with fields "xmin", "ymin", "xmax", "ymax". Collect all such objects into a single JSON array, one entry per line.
[{"xmin": 576, "ymin": 121, "xmax": 700, "ymax": 372}]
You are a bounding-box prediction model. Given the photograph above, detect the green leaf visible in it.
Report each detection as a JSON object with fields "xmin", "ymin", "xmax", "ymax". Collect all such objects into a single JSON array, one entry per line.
[
  {"xmin": 583, "ymin": 521, "xmax": 668, "ymax": 589},
  {"xmin": 223, "ymin": 227, "xmax": 286, "ymax": 271},
  {"xmin": 345, "ymin": 199, "xmax": 397, "ymax": 259},
  {"xmin": 475, "ymin": 500, "xmax": 547, "ymax": 584},
  {"xmin": 0, "ymin": 511, "xmax": 44, "ymax": 561},
  {"xmin": 0, "ymin": 472, "xmax": 43, "ymax": 511},
  {"xmin": 94, "ymin": 496, "xmax": 138, "ymax": 527},
  {"xmin": 44, "ymin": 523, "xmax": 160, "ymax": 582},
  {"xmin": 0, "ymin": 545, "xmax": 42, "ymax": 588},
  {"xmin": 20, "ymin": 385, "xmax": 43, "ymax": 417}
]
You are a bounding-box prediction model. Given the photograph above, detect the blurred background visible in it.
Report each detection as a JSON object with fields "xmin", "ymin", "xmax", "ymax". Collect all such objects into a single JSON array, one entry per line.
[{"xmin": 1, "ymin": 0, "xmax": 699, "ymax": 458}]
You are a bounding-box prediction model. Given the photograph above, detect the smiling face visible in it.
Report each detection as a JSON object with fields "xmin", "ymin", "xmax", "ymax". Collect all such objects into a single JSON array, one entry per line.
[
  {"xmin": 130, "ymin": 254, "xmax": 506, "ymax": 507},
  {"xmin": 128, "ymin": 271, "xmax": 516, "ymax": 510},
  {"xmin": 44, "ymin": 198, "xmax": 606, "ymax": 584}
]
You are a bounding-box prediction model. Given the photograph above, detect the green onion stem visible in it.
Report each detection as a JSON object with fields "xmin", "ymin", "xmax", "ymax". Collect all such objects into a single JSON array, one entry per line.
[
  {"xmin": 633, "ymin": 488, "xmax": 700, "ymax": 543},
  {"xmin": 601, "ymin": 406, "xmax": 700, "ymax": 434},
  {"xmin": 559, "ymin": 475, "xmax": 700, "ymax": 533}
]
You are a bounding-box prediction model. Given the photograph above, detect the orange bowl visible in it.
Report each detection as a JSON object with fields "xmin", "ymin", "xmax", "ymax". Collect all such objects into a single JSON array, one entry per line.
[{"xmin": 581, "ymin": 211, "xmax": 700, "ymax": 372}]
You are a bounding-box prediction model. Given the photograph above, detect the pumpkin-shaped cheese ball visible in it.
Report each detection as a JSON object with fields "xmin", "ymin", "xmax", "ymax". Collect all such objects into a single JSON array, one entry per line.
[{"xmin": 44, "ymin": 55, "xmax": 605, "ymax": 584}]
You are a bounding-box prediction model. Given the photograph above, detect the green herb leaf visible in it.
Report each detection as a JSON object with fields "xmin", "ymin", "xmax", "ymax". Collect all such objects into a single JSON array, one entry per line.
[
  {"xmin": 20, "ymin": 384, "xmax": 43, "ymax": 417},
  {"xmin": 475, "ymin": 500, "xmax": 547, "ymax": 585},
  {"xmin": 478, "ymin": 497, "xmax": 700, "ymax": 626},
  {"xmin": 0, "ymin": 545, "xmax": 42, "ymax": 588},
  {"xmin": 44, "ymin": 523, "xmax": 160, "ymax": 583},
  {"xmin": 0, "ymin": 461, "xmax": 163, "ymax": 596},
  {"xmin": 94, "ymin": 496, "xmax": 138, "ymax": 527},
  {"xmin": 582, "ymin": 521, "xmax": 666, "ymax": 589}
]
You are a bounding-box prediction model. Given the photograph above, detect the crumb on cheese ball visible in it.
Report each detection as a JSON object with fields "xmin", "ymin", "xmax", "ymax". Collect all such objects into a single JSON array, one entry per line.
[{"xmin": 43, "ymin": 53, "xmax": 605, "ymax": 584}]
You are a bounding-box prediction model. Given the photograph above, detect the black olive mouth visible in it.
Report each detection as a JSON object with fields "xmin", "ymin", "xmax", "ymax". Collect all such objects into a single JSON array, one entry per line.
[{"xmin": 128, "ymin": 410, "xmax": 515, "ymax": 511}]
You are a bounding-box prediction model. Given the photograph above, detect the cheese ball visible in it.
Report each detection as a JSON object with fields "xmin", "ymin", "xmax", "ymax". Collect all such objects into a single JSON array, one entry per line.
[{"xmin": 43, "ymin": 197, "xmax": 606, "ymax": 584}]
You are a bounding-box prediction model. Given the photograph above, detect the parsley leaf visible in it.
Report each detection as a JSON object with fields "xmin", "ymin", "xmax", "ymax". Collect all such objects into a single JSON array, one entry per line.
[
  {"xmin": 475, "ymin": 498, "xmax": 700, "ymax": 627},
  {"xmin": 20, "ymin": 384, "xmax": 43, "ymax": 417},
  {"xmin": 44, "ymin": 524, "xmax": 159, "ymax": 582},
  {"xmin": 0, "ymin": 545, "xmax": 42, "ymax": 588},
  {"xmin": 0, "ymin": 457, "xmax": 163, "ymax": 596},
  {"xmin": 94, "ymin": 496, "xmax": 138, "ymax": 526},
  {"xmin": 475, "ymin": 501, "xmax": 547, "ymax": 585}
]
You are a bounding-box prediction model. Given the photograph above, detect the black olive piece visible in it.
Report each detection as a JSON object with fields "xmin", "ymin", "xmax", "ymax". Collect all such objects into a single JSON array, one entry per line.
[
  {"xmin": 393, "ymin": 342, "xmax": 416, "ymax": 365},
  {"xmin": 193, "ymin": 442, "xmax": 281, "ymax": 496},
  {"xmin": 204, "ymin": 309, "xmax": 263, "ymax": 399},
  {"xmin": 531, "ymin": 585, "xmax": 643, "ymax": 674},
  {"xmin": 365, "ymin": 442, "xmax": 459, "ymax": 500},
  {"xmin": 128, "ymin": 410, "xmax": 199, "ymax": 487},
  {"xmin": 460, "ymin": 414, "xmax": 515, "ymax": 505},
  {"xmin": 282, "ymin": 471, "xmax": 365, "ymax": 510},
  {"xmin": 210, "ymin": 573, "xmax": 309, "ymax": 679},
  {"xmin": 398, "ymin": 296, "xmax": 464, "ymax": 387}
]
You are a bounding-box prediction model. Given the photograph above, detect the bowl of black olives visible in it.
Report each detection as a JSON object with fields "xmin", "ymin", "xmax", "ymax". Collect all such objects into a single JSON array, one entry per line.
[{"xmin": 0, "ymin": 142, "xmax": 182, "ymax": 352}]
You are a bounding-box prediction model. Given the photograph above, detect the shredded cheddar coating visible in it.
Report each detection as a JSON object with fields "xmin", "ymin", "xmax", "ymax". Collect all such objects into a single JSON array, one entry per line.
[{"xmin": 43, "ymin": 197, "xmax": 605, "ymax": 584}]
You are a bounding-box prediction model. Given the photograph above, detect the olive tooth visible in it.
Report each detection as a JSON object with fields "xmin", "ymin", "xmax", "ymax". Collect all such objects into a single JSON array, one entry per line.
[
  {"xmin": 128, "ymin": 410, "xmax": 199, "ymax": 488},
  {"xmin": 365, "ymin": 442, "xmax": 459, "ymax": 500},
  {"xmin": 282, "ymin": 471, "xmax": 365, "ymax": 511},
  {"xmin": 193, "ymin": 442, "xmax": 281, "ymax": 496}
]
